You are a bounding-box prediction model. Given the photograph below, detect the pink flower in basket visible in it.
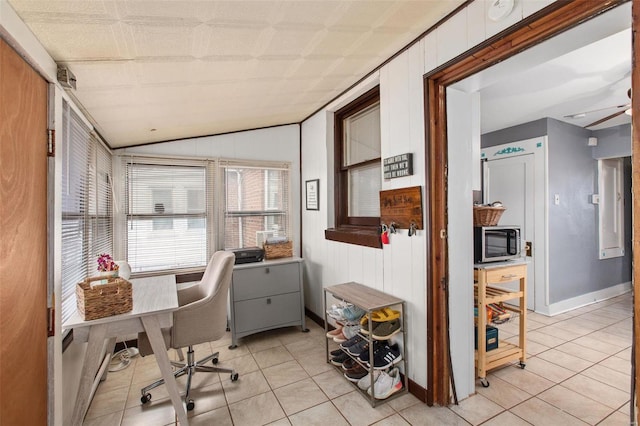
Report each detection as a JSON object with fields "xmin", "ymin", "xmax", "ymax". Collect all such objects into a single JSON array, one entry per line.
[{"xmin": 97, "ymin": 253, "xmax": 120, "ymax": 273}]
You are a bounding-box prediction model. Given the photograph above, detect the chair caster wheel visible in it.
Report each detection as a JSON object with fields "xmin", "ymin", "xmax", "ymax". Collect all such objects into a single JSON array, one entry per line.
[
  {"xmin": 141, "ymin": 393, "xmax": 151, "ymax": 404},
  {"xmin": 212, "ymin": 357, "xmax": 219, "ymax": 365},
  {"xmin": 519, "ymin": 362, "xmax": 526, "ymax": 369},
  {"xmin": 186, "ymin": 399, "xmax": 195, "ymax": 411},
  {"xmin": 231, "ymin": 372, "xmax": 239, "ymax": 381},
  {"xmin": 480, "ymin": 379, "xmax": 490, "ymax": 388}
]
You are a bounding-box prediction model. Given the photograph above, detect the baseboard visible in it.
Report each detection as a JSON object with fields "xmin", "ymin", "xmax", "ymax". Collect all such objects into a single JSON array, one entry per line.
[
  {"xmin": 304, "ymin": 308, "xmax": 326, "ymax": 329},
  {"xmin": 546, "ymin": 281, "xmax": 631, "ymax": 316}
]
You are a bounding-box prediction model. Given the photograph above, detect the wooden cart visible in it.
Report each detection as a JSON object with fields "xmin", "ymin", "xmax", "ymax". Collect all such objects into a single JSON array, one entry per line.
[{"xmin": 474, "ymin": 261, "xmax": 527, "ymax": 387}]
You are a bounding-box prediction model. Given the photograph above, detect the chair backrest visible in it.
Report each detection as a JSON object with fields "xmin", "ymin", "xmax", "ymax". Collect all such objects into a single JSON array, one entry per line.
[{"xmin": 171, "ymin": 250, "xmax": 235, "ymax": 348}]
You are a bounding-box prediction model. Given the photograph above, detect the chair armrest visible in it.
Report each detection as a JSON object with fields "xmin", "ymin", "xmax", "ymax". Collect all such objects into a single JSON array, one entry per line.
[{"xmin": 177, "ymin": 283, "xmax": 202, "ymax": 306}]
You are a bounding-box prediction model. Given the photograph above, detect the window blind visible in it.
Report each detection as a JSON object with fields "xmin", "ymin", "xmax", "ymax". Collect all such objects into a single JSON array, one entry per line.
[
  {"xmin": 60, "ymin": 101, "xmax": 113, "ymax": 327},
  {"xmin": 125, "ymin": 161, "xmax": 209, "ymax": 273},
  {"xmin": 220, "ymin": 161, "xmax": 290, "ymax": 249}
]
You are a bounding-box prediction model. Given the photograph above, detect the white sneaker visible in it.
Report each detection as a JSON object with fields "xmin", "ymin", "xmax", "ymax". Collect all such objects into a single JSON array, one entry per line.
[
  {"xmin": 367, "ymin": 367, "xmax": 402, "ymax": 399},
  {"xmin": 357, "ymin": 370, "xmax": 380, "ymax": 391}
]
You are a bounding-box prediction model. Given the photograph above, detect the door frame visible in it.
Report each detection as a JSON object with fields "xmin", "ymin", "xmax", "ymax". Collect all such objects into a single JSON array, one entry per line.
[
  {"xmin": 423, "ymin": 0, "xmax": 632, "ymax": 406},
  {"xmin": 482, "ymin": 137, "xmax": 547, "ymax": 313}
]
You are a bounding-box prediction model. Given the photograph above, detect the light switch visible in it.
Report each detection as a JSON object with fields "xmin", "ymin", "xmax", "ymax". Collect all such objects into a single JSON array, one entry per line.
[{"xmin": 554, "ymin": 194, "xmax": 560, "ymax": 205}]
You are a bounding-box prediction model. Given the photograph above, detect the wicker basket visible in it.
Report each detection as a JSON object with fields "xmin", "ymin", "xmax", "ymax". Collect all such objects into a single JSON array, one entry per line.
[
  {"xmin": 473, "ymin": 206, "xmax": 505, "ymax": 226},
  {"xmin": 263, "ymin": 241, "xmax": 293, "ymax": 259},
  {"xmin": 76, "ymin": 276, "xmax": 133, "ymax": 321}
]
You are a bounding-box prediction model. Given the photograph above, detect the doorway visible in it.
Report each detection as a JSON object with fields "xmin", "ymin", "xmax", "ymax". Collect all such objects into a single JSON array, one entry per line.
[{"xmin": 423, "ymin": 0, "xmax": 634, "ymax": 407}]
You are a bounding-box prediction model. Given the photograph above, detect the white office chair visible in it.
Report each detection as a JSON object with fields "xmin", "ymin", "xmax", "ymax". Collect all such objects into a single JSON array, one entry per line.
[{"xmin": 137, "ymin": 251, "xmax": 238, "ymax": 411}]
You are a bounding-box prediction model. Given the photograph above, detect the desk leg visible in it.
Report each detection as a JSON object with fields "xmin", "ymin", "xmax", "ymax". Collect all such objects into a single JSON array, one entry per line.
[
  {"xmin": 141, "ymin": 315, "xmax": 189, "ymax": 426},
  {"xmin": 71, "ymin": 323, "xmax": 107, "ymax": 426}
]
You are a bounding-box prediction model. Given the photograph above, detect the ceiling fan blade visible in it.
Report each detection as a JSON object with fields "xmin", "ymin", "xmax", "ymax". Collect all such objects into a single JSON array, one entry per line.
[
  {"xmin": 565, "ymin": 103, "xmax": 629, "ymax": 118},
  {"xmin": 585, "ymin": 109, "xmax": 627, "ymax": 128}
]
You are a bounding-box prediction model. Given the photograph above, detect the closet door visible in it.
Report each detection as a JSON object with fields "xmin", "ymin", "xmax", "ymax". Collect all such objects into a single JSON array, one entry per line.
[{"xmin": 0, "ymin": 38, "xmax": 48, "ymax": 424}]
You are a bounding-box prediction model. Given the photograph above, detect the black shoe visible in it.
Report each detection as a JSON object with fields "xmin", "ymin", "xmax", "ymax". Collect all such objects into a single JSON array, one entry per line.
[
  {"xmin": 330, "ymin": 351, "xmax": 350, "ymax": 366},
  {"xmin": 357, "ymin": 340, "xmax": 386, "ymax": 362},
  {"xmin": 330, "ymin": 348, "xmax": 344, "ymax": 357},
  {"xmin": 340, "ymin": 334, "xmax": 365, "ymax": 349},
  {"xmin": 370, "ymin": 343, "xmax": 402, "ymax": 369}
]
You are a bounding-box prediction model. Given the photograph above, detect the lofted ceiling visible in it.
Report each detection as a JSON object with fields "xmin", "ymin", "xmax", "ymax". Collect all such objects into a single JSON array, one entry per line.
[{"xmin": 7, "ymin": 0, "xmax": 465, "ymax": 148}]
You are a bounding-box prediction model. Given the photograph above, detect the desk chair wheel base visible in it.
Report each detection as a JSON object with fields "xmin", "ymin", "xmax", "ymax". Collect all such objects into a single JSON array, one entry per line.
[
  {"xmin": 141, "ymin": 393, "xmax": 151, "ymax": 404},
  {"xmin": 186, "ymin": 399, "xmax": 195, "ymax": 411},
  {"xmin": 212, "ymin": 357, "xmax": 218, "ymax": 365},
  {"xmin": 231, "ymin": 372, "xmax": 239, "ymax": 381}
]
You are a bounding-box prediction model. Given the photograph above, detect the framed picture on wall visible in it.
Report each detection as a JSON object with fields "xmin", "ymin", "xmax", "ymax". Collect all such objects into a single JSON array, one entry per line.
[{"xmin": 306, "ymin": 179, "xmax": 319, "ymax": 210}]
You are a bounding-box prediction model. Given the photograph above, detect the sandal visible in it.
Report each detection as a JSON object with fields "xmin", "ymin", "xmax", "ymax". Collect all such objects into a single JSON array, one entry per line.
[{"xmin": 371, "ymin": 307, "xmax": 400, "ymax": 322}]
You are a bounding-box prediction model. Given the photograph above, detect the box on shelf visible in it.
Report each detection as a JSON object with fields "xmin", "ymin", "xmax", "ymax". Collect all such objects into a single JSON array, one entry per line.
[
  {"xmin": 474, "ymin": 325, "xmax": 498, "ymax": 351},
  {"xmin": 263, "ymin": 240, "xmax": 293, "ymax": 259},
  {"xmin": 76, "ymin": 276, "xmax": 133, "ymax": 320}
]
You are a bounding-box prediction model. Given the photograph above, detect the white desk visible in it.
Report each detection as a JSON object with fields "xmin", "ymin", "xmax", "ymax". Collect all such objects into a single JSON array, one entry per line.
[{"xmin": 65, "ymin": 276, "xmax": 189, "ymax": 426}]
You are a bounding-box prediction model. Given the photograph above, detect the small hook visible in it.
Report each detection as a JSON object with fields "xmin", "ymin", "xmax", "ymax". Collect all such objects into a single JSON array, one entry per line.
[
  {"xmin": 389, "ymin": 222, "xmax": 397, "ymax": 234},
  {"xmin": 408, "ymin": 221, "xmax": 417, "ymax": 237}
]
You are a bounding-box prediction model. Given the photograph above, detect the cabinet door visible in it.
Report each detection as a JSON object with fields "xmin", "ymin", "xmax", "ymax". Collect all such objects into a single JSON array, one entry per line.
[
  {"xmin": 233, "ymin": 263, "xmax": 300, "ymax": 301},
  {"xmin": 233, "ymin": 293, "xmax": 301, "ymax": 333}
]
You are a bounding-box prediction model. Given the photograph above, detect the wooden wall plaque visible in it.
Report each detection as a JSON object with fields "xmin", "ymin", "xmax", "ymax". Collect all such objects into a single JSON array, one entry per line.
[{"xmin": 380, "ymin": 186, "xmax": 423, "ymax": 230}]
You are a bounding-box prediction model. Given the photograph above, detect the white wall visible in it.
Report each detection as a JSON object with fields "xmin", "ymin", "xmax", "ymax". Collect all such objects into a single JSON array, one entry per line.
[{"xmin": 300, "ymin": 0, "xmax": 557, "ymax": 399}]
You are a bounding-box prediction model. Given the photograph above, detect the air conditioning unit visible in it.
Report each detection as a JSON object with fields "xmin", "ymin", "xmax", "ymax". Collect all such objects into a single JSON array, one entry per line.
[
  {"xmin": 57, "ymin": 65, "xmax": 77, "ymax": 90},
  {"xmin": 256, "ymin": 231, "xmax": 276, "ymax": 248}
]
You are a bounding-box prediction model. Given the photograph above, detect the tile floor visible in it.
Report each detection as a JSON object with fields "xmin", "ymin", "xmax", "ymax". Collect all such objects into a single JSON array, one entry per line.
[{"xmin": 84, "ymin": 293, "xmax": 633, "ymax": 425}]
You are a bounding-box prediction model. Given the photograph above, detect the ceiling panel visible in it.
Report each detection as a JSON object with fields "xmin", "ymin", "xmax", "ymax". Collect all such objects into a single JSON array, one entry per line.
[{"xmin": 7, "ymin": 0, "xmax": 466, "ymax": 147}]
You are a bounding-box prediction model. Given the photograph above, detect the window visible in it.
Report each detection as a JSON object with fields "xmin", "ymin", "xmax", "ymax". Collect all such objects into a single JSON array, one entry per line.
[
  {"xmin": 326, "ymin": 87, "xmax": 382, "ymax": 248},
  {"xmin": 125, "ymin": 161, "xmax": 209, "ymax": 273},
  {"xmin": 221, "ymin": 162, "xmax": 290, "ymax": 249},
  {"xmin": 61, "ymin": 101, "xmax": 113, "ymax": 327},
  {"xmin": 598, "ymin": 157, "xmax": 625, "ymax": 259}
]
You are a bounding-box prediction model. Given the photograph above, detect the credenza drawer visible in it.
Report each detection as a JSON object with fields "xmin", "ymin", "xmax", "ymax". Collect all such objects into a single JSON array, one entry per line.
[
  {"xmin": 233, "ymin": 263, "xmax": 300, "ymax": 301},
  {"xmin": 233, "ymin": 292, "xmax": 301, "ymax": 333}
]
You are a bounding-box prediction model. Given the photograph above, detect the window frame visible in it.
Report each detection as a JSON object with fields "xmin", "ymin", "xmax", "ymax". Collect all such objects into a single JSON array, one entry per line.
[{"xmin": 325, "ymin": 86, "xmax": 382, "ymax": 248}]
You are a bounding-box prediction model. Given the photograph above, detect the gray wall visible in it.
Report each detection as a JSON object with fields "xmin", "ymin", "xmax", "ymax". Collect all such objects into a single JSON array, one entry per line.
[
  {"xmin": 482, "ymin": 118, "xmax": 631, "ymax": 305},
  {"xmin": 592, "ymin": 123, "xmax": 631, "ymax": 159}
]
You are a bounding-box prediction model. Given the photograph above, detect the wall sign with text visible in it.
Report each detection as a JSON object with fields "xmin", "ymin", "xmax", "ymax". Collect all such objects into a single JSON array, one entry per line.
[{"xmin": 383, "ymin": 153, "xmax": 413, "ymax": 179}]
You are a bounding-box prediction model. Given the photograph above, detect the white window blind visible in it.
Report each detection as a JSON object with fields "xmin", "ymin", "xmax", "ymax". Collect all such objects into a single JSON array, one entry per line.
[
  {"xmin": 125, "ymin": 160, "xmax": 209, "ymax": 273},
  {"xmin": 61, "ymin": 101, "xmax": 113, "ymax": 326},
  {"xmin": 221, "ymin": 161, "xmax": 290, "ymax": 249}
]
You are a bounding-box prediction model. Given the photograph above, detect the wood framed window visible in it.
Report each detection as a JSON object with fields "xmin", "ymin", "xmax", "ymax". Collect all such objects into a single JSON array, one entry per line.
[{"xmin": 325, "ymin": 86, "xmax": 382, "ymax": 248}]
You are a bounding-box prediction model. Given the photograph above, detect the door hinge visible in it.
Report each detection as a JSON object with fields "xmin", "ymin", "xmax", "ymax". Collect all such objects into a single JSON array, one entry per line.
[
  {"xmin": 47, "ymin": 129, "xmax": 55, "ymax": 157},
  {"xmin": 47, "ymin": 307, "xmax": 55, "ymax": 337}
]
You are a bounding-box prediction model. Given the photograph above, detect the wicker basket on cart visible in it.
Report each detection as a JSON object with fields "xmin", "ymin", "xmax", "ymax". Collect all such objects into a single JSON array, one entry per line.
[
  {"xmin": 473, "ymin": 206, "xmax": 505, "ymax": 226},
  {"xmin": 76, "ymin": 276, "xmax": 133, "ymax": 320}
]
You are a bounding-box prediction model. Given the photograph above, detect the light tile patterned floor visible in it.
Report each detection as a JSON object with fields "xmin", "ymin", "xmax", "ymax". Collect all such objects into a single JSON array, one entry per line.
[{"xmin": 84, "ymin": 293, "xmax": 633, "ymax": 425}]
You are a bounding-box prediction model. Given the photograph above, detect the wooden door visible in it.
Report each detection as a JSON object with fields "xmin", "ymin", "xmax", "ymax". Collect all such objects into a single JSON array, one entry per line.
[{"xmin": 0, "ymin": 38, "xmax": 49, "ymax": 424}]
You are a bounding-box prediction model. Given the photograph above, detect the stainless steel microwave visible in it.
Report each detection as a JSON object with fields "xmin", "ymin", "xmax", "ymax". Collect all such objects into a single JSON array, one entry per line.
[{"xmin": 474, "ymin": 226, "xmax": 521, "ymax": 263}]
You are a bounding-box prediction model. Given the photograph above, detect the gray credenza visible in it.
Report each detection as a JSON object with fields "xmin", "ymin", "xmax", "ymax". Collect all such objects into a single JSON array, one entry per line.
[{"xmin": 229, "ymin": 257, "xmax": 307, "ymax": 348}]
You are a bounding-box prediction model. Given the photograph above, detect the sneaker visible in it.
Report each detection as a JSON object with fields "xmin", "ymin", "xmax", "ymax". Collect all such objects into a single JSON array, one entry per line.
[
  {"xmin": 357, "ymin": 370, "xmax": 381, "ymax": 391},
  {"xmin": 326, "ymin": 302, "xmax": 352, "ymax": 321},
  {"xmin": 342, "ymin": 323, "xmax": 361, "ymax": 339},
  {"xmin": 340, "ymin": 334, "xmax": 365, "ymax": 349},
  {"xmin": 344, "ymin": 365, "xmax": 368, "ymax": 382},
  {"xmin": 326, "ymin": 326, "xmax": 343, "ymax": 339},
  {"xmin": 330, "ymin": 352, "xmax": 350, "ymax": 366},
  {"xmin": 332, "ymin": 331, "xmax": 348, "ymax": 344},
  {"xmin": 370, "ymin": 343, "xmax": 402, "ymax": 369},
  {"xmin": 347, "ymin": 339, "xmax": 370, "ymax": 357},
  {"xmin": 367, "ymin": 367, "xmax": 402, "ymax": 399},
  {"xmin": 359, "ymin": 317, "xmax": 380, "ymax": 335},
  {"xmin": 371, "ymin": 319, "xmax": 401, "ymax": 340},
  {"xmin": 342, "ymin": 358, "xmax": 358, "ymax": 370},
  {"xmin": 357, "ymin": 340, "xmax": 386, "ymax": 362},
  {"xmin": 341, "ymin": 305, "xmax": 366, "ymax": 322},
  {"xmin": 330, "ymin": 348, "xmax": 344, "ymax": 357}
]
